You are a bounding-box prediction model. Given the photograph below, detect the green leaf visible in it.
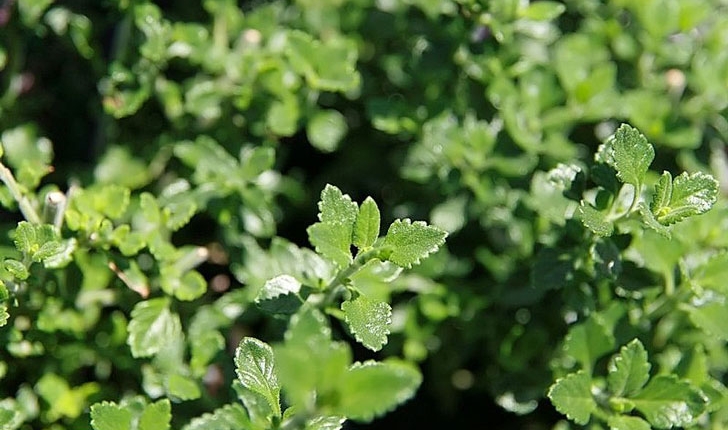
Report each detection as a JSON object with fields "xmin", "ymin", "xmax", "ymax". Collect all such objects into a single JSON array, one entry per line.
[
  {"xmin": 167, "ymin": 373, "xmax": 202, "ymax": 401},
  {"xmin": 0, "ymin": 303, "xmax": 8, "ymax": 327},
  {"xmin": 159, "ymin": 267, "xmax": 207, "ymax": 301},
  {"xmin": 4, "ymin": 259, "xmax": 28, "ymax": 280},
  {"xmin": 691, "ymin": 251, "xmax": 728, "ymax": 294},
  {"xmin": 353, "ymin": 197, "xmax": 380, "ymax": 250},
  {"xmin": 235, "ymin": 337, "xmax": 282, "ymax": 418},
  {"xmin": 240, "ymin": 146, "xmax": 275, "ymax": 179},
  {"xmin": 335, "ymin": 360, "xmax": 421, "ymax": 422},
  {"xmin": 547, "ymin": 371, "xmax": 596, "ymax": 425},
  {"xmin": 285, "ymin": 31, "xmax": 360, "ymax": 92},
  {"xmin": 94, "ymin": 146, "xmax": 152, "ymax": 189},
  {"xmin": 607, "ymin": 415, "xmax": 651, "ymax": 430},
  {"xmin": 164, "ymin": 199, "xmax": 197, "ymax": 232},
  {"xmin": 639, "ymin": 203, "xmax": 671, "ymax": 238},
  {"xmin": 31, "ymin": 240, "xmax": 62, "ymax": 262},
  {"xmin": 139, "ymin": 399, "xmax": 172, "ymax": 430},
  {"xmin": 631, "ymin": 375, "xmax": 706, "ymax": 428},
  {"xmin": 317, "ymin": 184, "xmax": 358, "ymax": 226},
  {"xmin": 43, "ymin": 238, "xmax": 77, "ymax": 268},
  {"xmin": 127, "ymin": 297, "xmax": 182, "ymax": 358},
  {"xmin": 608, "ymin": 339, "xmax": 651, "ymax": 397},
  {"xmin": 90, "ymin": 402, "xmax": 132, "ymax": 430},
  {"xmin": 308, "ymin": 222, "xmax": 354, "ymax": 267},
  {"xmin": 13, "ymin": 221, "xmax": 58, "ymax": 255},
  {"xmin": 651, "ymin": 171, "xmax": 718, "ymax": 225},
  {"xmin": 267, "ymin": 98, "xmax": 300, "ymax": 136},
  {"xmin": 531, "ymin": 248, "xmax": 574, "ymax": 291},
  {"xmin": 651, "ymin": 171, "xmax": 672, "ymax": 214},
  {"xmin": 99, "ymin": 185, "xmax": 131, "ymax": 219},
  {"xmin": 274, "ymin": 307, "xmax": 351, "ymax": 412},
  {"xmin": 234, "ymin": 383, "xmax": 275, "ymax": 429},
  {"xmin": 520, "ymin": 1, "xmax": 566, "ymax": 20},
  {"xmin": 605, "ymin": 124, "xmax": 654, "ymax": 187},
  {"xmin": 564, "ymin": 315, "xmax": 616, "ymax": 373},
  {"xmin": 686, "ymin": 299, "xmax": 728, "ymax": 341},
  {"xmin": 306, "ymin": 184, "xmax": 359, "ymax": 267},
  {"xmin": 305, "ymin": 415, "xmax": 345, "ymax": 430},
  {"xmin": 255, "ymin": 274, "xmax": 304, "ymax": 315},
  {"xmin": 307, "ymin": 110, "xmax": 348, "ymax": 153},
  {"xmin": 578, "ymin": 202, "xmax": 614, "ymax": 236},
  {"xmin": 383, "ymin": 219, "xmax": 447, "ymax": 268},
  {"xmin": 181, "ymin": 404, "xmax": 250, "ymax": 430},
  {"xmin": 342, "ymin": 295, "xmax": 392, "ymax": 351},
  {"xmin": 0, "ymin": 399, "xmax": 23, "ymax": 430}
]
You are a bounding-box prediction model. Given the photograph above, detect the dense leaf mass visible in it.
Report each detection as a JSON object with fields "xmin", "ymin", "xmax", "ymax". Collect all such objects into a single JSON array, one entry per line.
[{"xmin": 1, "ymin": 0, "xmax": 728, "ymax": 429}]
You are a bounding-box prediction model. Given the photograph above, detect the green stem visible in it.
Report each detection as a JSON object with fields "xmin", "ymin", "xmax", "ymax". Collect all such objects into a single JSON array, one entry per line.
[
  {"xmin": 607, "ymin": 183, "xmax": 641, "ymax": 222},
  {"xmin": 323, "ymin": 248, "xmax": 381, "ymax": 305},
  {"xmin": 663, "ymin": 268, "xmax": 675, "ymax": 296},
  {"xmin": 0, "ymin": 161, "xmax": 41, "ymax": 224}
]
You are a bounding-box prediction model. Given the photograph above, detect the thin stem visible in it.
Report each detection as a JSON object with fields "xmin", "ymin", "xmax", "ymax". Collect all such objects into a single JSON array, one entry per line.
[
  {"xmin": 627, "ymin": 182, "xmax": 641, "ymax": 214},
  {"xmin": 607, "ymin": 183, "xmax": 641, "ymax": 222},
  {"xmin": 322, "ymin": 248, "xmax": 381, "ymax": 305},
  {"xmin": 0, "ymin": 160, "xmax": 41, "ymax": 224},
  {"xmin": 663, "ymin": 268, "xmax": 675, "ymax": 296}
]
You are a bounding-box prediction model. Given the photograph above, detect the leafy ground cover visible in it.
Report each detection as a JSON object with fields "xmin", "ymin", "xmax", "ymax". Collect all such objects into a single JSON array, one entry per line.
[{"xmin": 2, "ymin": 0, "xmax": 728, "ymax": 428}]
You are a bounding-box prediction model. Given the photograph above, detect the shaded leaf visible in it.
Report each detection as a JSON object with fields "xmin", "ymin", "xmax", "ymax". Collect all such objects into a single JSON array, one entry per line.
[
  {"xmin": 307, "ymin": 110, "xmax": 348, "ymax": 153},
  {"xmin": 335, "ymin": 360, "xmax": 421, "ymax": 422},
  {"xmin": 167, "ymin": 373, "xmax": 201, "ymax": 401},
  {"xmin": 159, "ymin": 267, "xmax": 207, "ymax": 301},
  {"xmin": 686, "ymin": 299, "xmax": 728, "ymax": 341},
  {"xmin": 255, "ymin": 274, "xmax": 304, "ymax": 315},
  {"xmin": 578, "ymin": 202, "xmax": 614, "ymax": 236},
  {"xmin": 564, "ymin": 315, "xmax": 616, "ymax": 373}
]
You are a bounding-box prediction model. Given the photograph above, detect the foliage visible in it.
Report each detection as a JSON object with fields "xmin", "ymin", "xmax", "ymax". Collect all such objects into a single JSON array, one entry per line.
[{"xmin": 2, "ymin": 0, "xmax": 728, "ymax": 429}]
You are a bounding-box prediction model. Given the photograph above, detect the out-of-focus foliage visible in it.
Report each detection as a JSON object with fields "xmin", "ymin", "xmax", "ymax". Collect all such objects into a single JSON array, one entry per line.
[{"xmin": 2, "ymin": 0, "xmax": 728, "ymax": 428}]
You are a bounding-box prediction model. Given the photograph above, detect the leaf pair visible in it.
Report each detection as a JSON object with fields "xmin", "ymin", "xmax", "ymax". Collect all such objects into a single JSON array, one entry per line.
[
  {"xmin": 306, "ymin": 184, "xmax": 380, "ymax": 268},
  {"xmin": 577, "ymin": 124, "xmax": 718, "ymax": 237},
  {"xmin": 549, "ymin": 339, "xmax": 708, "ymax": 428},
  {"xmin": 307, "ymin": 184, "xmax": 447, "ymax": 269}
]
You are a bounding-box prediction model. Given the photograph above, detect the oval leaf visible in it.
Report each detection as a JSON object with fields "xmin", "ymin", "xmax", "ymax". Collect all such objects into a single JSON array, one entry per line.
[{"xmin": 235, "ymin": 337, "xmax": 281, "ymax": 418}]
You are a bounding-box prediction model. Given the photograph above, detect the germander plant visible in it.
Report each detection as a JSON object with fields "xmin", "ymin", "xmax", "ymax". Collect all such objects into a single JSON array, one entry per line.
[{"xmin": 4, "ymin": 0, "xmax": 728, "ymax": 428}]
